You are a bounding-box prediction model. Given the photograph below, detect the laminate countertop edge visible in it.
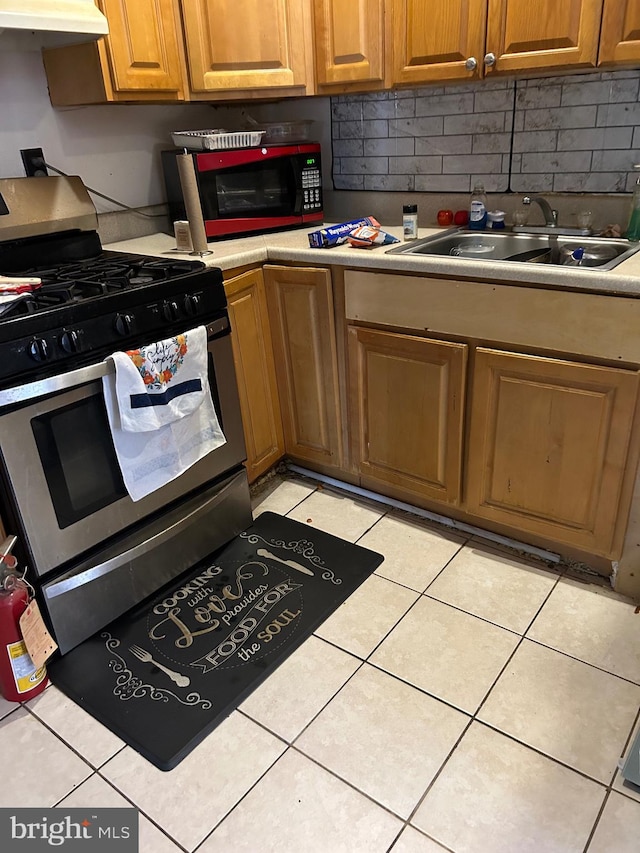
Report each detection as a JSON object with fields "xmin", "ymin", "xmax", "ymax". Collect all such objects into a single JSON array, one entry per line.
[{"xmin": 104, "ymin": 225, "xmax": 640, "ymax": 298}]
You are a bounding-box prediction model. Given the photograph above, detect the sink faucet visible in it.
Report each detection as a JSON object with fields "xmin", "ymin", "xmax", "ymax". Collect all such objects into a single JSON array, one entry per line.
[{"xmin": 522, "ymin": 195, "xmax": 558, "ymax": 227}]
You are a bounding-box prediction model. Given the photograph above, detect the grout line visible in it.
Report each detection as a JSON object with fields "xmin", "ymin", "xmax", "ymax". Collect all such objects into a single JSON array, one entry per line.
[
  {"xmin": 522, "ymin": 635, "xmax": 640, "ymax": 688},
  {"xmin": 190, "ymin": 746, "xmax": 302, "ymax": 852},
  {"xmin": 91, "ymin": 767, "xmax": 191, "ymax": 853},
  {"xmin": 581, "ymin": 789, "xmax": 611, "ymax": 853},
  {"xmin": 473, "ymin": 718, "xmax": 610, "ymax": 788},
  {"xmin": 22, "ymin": 702, "xmax": 100, "ymax": 774},
  {"xmin": 472, "ymin": 569, "xmax": 564, "ymax": 720}
]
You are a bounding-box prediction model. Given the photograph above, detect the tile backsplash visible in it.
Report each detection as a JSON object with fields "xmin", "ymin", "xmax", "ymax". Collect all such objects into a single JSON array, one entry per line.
[{"xmin": 331, "ymin": 71, "xmax": 640, "ymax": 195}]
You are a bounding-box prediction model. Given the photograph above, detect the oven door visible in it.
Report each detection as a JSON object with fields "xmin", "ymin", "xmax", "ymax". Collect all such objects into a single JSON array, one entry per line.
[{"xmin": 0, "ymin": 317, "xmax": 246, "ymax": 577}]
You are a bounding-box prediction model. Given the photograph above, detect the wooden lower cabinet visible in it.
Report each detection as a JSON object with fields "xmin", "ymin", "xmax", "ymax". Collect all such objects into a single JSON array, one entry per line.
[
  {"xmin": 264, "ymin": 265, "xmax": 343, "ymax": 469},
  {"xmin": 225, "ymin": 269, "xmax": 284, "ymax": 483},
  {"xmin": 466, "ymin": 348, "xmax": 640, "ymax": 557},
  {"xmin": 348, "ymin": 326, "xmax": 468, "ymax": 505}
]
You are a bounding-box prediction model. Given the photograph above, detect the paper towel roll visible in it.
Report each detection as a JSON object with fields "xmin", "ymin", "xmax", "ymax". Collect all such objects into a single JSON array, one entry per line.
[{"xmin": 176, "ymin": 152, "xmax": 210, "ymax": 255}]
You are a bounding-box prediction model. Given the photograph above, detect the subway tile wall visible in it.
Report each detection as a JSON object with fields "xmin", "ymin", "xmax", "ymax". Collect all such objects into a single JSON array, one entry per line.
[{"xmin": 331, "ymin": 71, "xmax": 640, "ymax": 194}]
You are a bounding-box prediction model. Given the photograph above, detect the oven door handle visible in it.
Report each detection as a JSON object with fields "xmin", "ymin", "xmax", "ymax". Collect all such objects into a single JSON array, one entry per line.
[
  {"xmin": 0, "ymin": 318, "xmax": 228, "ymax": 409},
  {"xmin": 0, "ymin": 361, "xmax": 113, "ymax": 408}
]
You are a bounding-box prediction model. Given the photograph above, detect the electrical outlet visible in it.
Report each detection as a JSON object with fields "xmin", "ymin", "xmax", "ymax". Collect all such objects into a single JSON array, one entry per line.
[{"xmin": 20, "ymin": 148, "xmax": 48, "ymax": 177}]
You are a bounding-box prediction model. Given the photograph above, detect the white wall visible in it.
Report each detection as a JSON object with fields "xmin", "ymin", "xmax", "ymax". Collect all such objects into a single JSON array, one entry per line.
[{"xmin": 0, "ymin": 37, "xmax": 332, "ymax": 212}]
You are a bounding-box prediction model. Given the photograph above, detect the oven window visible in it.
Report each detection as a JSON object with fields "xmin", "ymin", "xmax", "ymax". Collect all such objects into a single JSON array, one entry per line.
[
  {"xmin": 31, "ymin": 396, "xmax": 127, "ymax": 529},
  {"xmin": 199, "ymin": 159, "xmax": 296, "ymax": 219}
]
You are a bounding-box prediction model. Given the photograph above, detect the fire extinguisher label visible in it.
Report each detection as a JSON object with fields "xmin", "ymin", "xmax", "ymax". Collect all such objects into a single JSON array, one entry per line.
[{"xmin": 7, "ymin": 640, "xmax": 46, "ymax": 694}]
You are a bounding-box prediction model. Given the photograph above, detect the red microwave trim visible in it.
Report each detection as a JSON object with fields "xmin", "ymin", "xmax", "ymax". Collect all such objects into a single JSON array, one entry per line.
[
  {"xmin": 196, "ymin": 142, "xmax": 321, "ymax": 172},
  {"xmin": 205, "ymin": 215, "xmax": 304, "ymax": 237}
]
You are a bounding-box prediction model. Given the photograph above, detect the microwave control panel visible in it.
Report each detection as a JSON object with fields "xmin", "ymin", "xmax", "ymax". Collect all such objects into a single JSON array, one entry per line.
[{"xmin": 302, "ymin": 166, "xmax": 322, "ymax": 212}]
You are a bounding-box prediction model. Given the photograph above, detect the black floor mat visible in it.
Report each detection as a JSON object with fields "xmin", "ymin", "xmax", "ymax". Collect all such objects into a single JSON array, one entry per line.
[{"xmin": 48, "ymin": 512, "xmax": 383, "ymax": 770}]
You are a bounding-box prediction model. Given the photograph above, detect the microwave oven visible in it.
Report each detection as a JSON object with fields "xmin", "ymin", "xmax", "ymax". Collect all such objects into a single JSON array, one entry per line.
[{"xmin": 161, "ymin": 142, "xmax": 323, "ymax": 240}]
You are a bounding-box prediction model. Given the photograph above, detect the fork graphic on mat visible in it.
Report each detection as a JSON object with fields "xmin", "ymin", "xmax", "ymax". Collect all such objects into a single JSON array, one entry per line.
[{"xmin": 129, "ymin": 644, "xmax": 190, "ymax": 688}]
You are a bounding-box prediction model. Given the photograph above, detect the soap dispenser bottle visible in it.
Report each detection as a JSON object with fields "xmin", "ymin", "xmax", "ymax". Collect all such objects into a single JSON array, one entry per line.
[
  {"xmin": 469, "ymin": 182, "xmax": 488, "ymax": 230},
  {"xmin": 626, "ymin": 165, "xmax": 640, "ymax": 241}
]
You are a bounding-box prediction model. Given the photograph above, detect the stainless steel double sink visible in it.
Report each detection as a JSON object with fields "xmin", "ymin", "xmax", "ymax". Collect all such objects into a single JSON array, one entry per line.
[{"xmin": 386, "ymin": 228, "xmax": 640, "ymax": 271}]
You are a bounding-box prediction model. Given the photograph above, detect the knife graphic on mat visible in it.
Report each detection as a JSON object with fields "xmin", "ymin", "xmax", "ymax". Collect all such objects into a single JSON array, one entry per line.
[{"xmin": 256, "ymin": 548, "xmax": 314, "ymax": 576}]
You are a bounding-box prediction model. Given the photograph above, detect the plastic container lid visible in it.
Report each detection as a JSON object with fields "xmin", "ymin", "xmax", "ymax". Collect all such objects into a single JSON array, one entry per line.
[{"xmin": 403, "ymin": 205, "xmax": 418, "ymax": 214}]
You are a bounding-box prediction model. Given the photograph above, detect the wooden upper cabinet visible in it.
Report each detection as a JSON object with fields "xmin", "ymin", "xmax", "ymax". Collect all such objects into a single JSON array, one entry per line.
[
  {"xmin": 225, "ymin": 269, "xmax": 284, "ymax": 484},
  {"xmin": 314, "ymin": 0, "xmax": 385, "ymax": 91},
  {"xmin": 390, "ymin": 0, "xmax": 487, "ymax": 85},
  {"xmin": 466, "ymin": 348, "xmax": 639, "ymax": 558},
  {"xmin": 349, "ymin": 327, "xmax": 468, "ymax": 505},
  {"xmin": 485, "ymin": 0, "xmax": 604, "ymax": 75},
  {"xmin": 599, "ymin": 0, "xmax": 640, "ymax": 65},
  {"xmin": 264, "ymin": 265, "xmax": 342, "ymax": 469},
  {"xmin": 101, "ymin": 0, "xmax": 184, "ymax": 93},
  {"xmin": 390, "ymin": 0, "xmax": 604, "ymax": 86},
  {"xmin": 43, "ymin": 0, "xmax": 186, "ymax": 105},
  {"xmin": 181, "ymin": 0, "xmax": 312, "ymax": 94}
]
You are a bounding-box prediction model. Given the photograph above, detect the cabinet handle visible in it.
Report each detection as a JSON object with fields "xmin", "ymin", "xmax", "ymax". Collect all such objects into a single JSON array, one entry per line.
[
  {"xmin": 465, "ymin": 56, "xmax": 478, "ymax": 71},
  {"xmin": 484, "ymin": 52, "xmax": 496, "ymax": 67}
]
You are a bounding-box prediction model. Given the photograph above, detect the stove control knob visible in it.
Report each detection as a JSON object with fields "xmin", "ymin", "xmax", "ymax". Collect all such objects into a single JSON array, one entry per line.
[
  {"xmin": 28, "ymin": 338, "xmax": 51, "ymax": 362},
  {"xmin": 183, "ymin": 294, "xmax": 201, "ymax": 317},
  {"xmin": 163, "ymin": 300, "xmax": 181, "ymax": 322},
  {"xmin": 115, "ymin": 313, "xmax": 135, "ymax": 336},
  {"xmin": 60, "ymin": 329, "xmax": 83, "ymax": 354}
]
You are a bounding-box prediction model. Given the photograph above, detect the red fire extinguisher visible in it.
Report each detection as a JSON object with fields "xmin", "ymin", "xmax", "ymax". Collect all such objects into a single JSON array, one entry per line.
[{"xmin": 0, "ymin": 545, "xmax": 48, "ymax": 703}]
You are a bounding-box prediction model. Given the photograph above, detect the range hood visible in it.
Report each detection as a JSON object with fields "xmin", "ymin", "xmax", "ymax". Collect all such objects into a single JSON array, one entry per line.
[{"xmin": 0, "ymin": 1, "xmax": 108, "ymax": 46}]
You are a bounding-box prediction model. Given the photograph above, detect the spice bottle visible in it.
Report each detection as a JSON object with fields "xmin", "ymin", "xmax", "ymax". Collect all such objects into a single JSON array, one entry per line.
[
  {"xmin": 468, "ymin": 182, "xmax": 488, "ymax": 231},
  {"xmin": 403, "ymin": 204, "xmax": 418, "ymax": 240}
]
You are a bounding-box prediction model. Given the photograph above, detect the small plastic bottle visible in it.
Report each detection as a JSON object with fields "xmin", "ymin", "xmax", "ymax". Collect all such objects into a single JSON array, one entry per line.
[
  {"xmin": 403, "ymin": 204, "xmax": 418, "ymax": 240},
  {"xmin": 468, "ymin": 182, "xmax": 488, "ymax": 231},
  {"xmin": 487, "ymin": 210, "xmax": 506, "ymax": 230},
  {"xmin": 625, "ymin": 165, "xmax": 640, "ymax": 241}
]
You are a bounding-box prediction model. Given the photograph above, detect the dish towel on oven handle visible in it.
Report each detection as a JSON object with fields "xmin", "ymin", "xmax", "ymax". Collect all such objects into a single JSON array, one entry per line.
[
  {"xmin": 111, "ymin": 325, "xmax": 210, "ymax": 432},
  {"xmin": 102, "ymin": 326, "xmax": 226, "ymax": 502}
]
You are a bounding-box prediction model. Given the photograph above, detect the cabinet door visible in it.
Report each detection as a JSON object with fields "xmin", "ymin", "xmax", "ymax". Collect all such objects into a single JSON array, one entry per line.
[
  {"xmin": 225, "ymin": 269, "xmax": 284, "ymax": 483},
  {"xmin": 389, "ymin": 0, "xmax": 486, "ymax": 85},
  {"xmin": 314, "ymin": 0, "xmax": 385, "ymax": 90},
  {"xmin": 599, "ymin": 0, "xmax": 640, "ymax": 65},
  {"xmin": 264, "ymin": 266, "xmax": 342, "ymax": 468},
  {"xmin": 101, "ymin": 0, "xmax": 185, "ymax": 93},
  {"xmin": 485, "ymin": 0, "xmax": 603, "ymax": 75},
  {"xmin": 43, "ymin": 0, "xmax": 185, "ymax": 104},
  {"xmin": 467, "ymin": 348, "xmax": 639, "ymax": 557},
  {"xmin": 349, "ymin": 327, "xmax": 468, "ymax": 505},
  {"xmin": 181, "ymin": 0, "xmax": 310, "ymax": 93}
]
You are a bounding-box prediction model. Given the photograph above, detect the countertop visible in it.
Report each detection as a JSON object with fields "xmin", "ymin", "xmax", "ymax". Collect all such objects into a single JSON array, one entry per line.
[{"xmin": 104, "ymin": 224, "xmax": 640, "ymax": 297}]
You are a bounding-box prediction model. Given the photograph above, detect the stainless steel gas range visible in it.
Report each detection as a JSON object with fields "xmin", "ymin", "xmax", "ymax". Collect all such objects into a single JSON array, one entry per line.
[{"xmin": 0, "ymin": 176, "xmax": 252, "ymax": 654}]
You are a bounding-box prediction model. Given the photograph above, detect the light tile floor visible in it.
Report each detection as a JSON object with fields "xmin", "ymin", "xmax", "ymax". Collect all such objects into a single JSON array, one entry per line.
[{"xmin": 2, "ymin": 475, "xmax": 640, "ymax": 852}]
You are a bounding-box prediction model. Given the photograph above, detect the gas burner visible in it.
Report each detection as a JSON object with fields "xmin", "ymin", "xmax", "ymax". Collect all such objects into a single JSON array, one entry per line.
[{"xmin": 2, "ymin": 251, "xmax": 207, "ymax": 312}]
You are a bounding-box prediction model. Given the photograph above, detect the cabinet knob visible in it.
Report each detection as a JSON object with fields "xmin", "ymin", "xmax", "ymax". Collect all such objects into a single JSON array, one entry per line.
[
  {"xmin": 465, "ymin": 56, "xmax": 478, "ymax": 71},
  {"xmin": 484, "ymin": 52, "xmax": 496, "ymax": 67}
]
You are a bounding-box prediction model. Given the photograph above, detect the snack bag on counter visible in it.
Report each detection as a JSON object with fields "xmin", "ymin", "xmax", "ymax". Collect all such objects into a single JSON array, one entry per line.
[
  {"xmin": 346, "ymin": 225, "xmax": 400, "ymax": 249},
  {"xmin": 308, "ymin": 217, "xmax": 382, "ymax": 248}
]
